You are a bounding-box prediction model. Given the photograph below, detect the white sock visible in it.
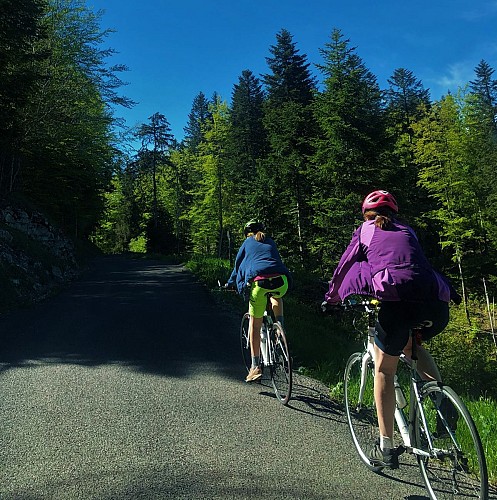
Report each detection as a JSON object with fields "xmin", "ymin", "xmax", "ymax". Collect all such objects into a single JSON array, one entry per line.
[{"xmin": 380, "ymin": 436, "xmax": 393, "ymax": 452}]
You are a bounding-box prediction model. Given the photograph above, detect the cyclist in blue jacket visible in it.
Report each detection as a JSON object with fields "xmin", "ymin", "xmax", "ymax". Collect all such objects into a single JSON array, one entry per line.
[
  {"xmin": 227, "ymin": 220, "xmax": 290, "ymax": 382},
  {"xmin": 322, "ymin": 190, "xmax": 460, "ymax": 469}
]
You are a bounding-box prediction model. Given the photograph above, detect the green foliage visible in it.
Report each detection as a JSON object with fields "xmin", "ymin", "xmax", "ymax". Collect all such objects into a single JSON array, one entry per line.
[
  {"xmin": 183, "ymin": 91, "xmax": 211, "ymax": 152},
  {"xmin": 184, "ymin": 255, "xmax": 232, "ymax": 289},
  {"xmin": 261, "ymin": 29, "xmax": 317, "ymax": 267},
  {"xmin": 413, "ymin": 92, "xmax": 497, "ymax": 309},
  {"xmin": 466, "ymin": 396, "xmax": 497, "ymax": 484},
  {"xmin": 427, "ymin": 303, "xmax": 497, "ymax": 399},
  {"xmin": 311, "ymin": 28, "xmax": 386, "ymax": 272},
  {"xmin": 0, "ymin": 0, "xmax": 132, "ymax": 241},
  {"xmin": 128, "ymin": 234, "xmax": 147, "ymax": 253}
]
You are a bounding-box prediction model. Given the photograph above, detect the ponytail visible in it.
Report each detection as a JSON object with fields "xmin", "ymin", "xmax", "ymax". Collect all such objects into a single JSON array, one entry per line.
[
  {"xmin": 255, "ymin": 231, "xmax": 266, "ymax": 242},
  {"xmin": 247, "ymin": 230, "xmax": 266, "ymax": 242},
  {"xmin": 363, "ymin": 209, "xmax": 394, "ymax": 230}
]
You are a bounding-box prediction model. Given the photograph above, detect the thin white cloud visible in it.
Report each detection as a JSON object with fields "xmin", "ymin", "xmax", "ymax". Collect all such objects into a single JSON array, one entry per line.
[
  {"xmin": 430, "ymin": 62, "xmax": 474, "ymax": 97},
  {"xmin": 436, "ymin": 63, "xmax": 472, "ymax": 88}
]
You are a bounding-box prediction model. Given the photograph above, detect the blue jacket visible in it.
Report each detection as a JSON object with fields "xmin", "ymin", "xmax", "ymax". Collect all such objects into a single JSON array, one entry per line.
[
  {"xmin": 325, "ymin": 219, "xmax": 458, "ymax": 304},
  {"xmin": 228, "ymin": 236, "xmax": 290, "ymax": 294}
]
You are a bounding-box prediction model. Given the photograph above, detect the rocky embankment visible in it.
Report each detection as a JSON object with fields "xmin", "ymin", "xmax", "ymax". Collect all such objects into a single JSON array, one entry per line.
[{"xmin": 0, "ymin": 205, "xmax": 80, "ymax": 312}]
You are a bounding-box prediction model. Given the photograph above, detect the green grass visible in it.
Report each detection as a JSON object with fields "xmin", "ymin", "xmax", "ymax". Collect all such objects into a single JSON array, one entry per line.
[{"xmin": 186, "ymin": 255, "xmax": 497, "ymax": 485}]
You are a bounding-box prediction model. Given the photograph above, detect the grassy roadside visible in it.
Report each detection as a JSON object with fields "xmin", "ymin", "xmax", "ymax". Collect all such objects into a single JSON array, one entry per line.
[{"xmin": 185, "ymin": 255, "xmax": 497, "ymax": 485}]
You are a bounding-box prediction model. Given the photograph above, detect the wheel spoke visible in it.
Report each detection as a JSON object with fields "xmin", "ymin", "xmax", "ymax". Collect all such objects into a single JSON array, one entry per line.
[
  {"xmin": 415, "ymin": 383, "xmax": 488, "ymax": 499},
  {"xmin": 344, "ymin": 351, "xmax": 382, "ymax": 471},
  {"xmin": 239, "ymin": 313, "xmax": 251, "ymax": 373},
  {"xmin": 269, "ymin": 323, "xmax": 292, "ymax": 405}
]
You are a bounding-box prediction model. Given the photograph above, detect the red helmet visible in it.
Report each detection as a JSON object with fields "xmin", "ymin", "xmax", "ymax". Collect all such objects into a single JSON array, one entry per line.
[{"xmin": 362, "ymin": 190, "xmax": 398, "ymax": 213}]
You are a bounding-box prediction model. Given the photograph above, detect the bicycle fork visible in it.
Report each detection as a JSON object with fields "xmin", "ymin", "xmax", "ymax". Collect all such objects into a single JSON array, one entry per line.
[{"xmin": 260, "ymin": 312, "xmax": 273, "ymax": 367}]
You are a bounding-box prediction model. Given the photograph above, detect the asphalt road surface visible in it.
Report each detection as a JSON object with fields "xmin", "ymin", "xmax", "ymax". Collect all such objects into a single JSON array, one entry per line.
[{"xmin": 0, "ymin": 256, "xmax": 492, "ymax": 499}]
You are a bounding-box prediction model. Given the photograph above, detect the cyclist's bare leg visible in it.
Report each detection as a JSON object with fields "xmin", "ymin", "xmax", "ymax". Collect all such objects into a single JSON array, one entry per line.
[
  {"xmin": 249, "ymin": 315, "xmax": 263, "ymax": 359},
  {"xmin": 270, "ymin": 296, "xmax": 284, "ymax": 323},
  {"xmin": 374, "ymin": 344, "xmax": 399, "ymax": 444},
  {"xmin": 402, "ymin": 338, "xmax": 442, "ymax": 382}
]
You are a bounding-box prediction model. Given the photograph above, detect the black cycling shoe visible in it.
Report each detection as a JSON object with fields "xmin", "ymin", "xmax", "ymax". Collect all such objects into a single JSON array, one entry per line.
[{"xmin": 369, "ymin": 441, "xmax": 399, "ymax": 469}]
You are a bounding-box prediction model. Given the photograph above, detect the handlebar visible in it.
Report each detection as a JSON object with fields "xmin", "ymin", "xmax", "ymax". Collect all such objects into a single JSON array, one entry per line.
[
  {"xmin": 217, "ymin": 279, "xmax": 236, "ymax": 292},
  {"xmin": 322, "ymin": 297, "xmax": 380, "ymax": 315},
  {"xmin": 341, "ymin": 298, "xmax": 380, "ymax": 312}
]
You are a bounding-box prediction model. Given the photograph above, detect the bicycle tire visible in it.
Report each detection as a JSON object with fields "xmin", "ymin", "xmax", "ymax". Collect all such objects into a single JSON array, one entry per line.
[
  {"xmin": 269, "ymin": 322, "xmax": 292, "ymax": 405},
  {"xmin": 240, "ymin": 312, "xmax": 251, "ymax": 372},
  {"xmin": 344, "ymin": 351, "xmax": 383, "ymax": 472},
  {"xmin": 414, "ymin": 382, "xmax": 489, "ymax": 500}
]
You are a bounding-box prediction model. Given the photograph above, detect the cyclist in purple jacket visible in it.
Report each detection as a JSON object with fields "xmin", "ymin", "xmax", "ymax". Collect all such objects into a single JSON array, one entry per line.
[{"xmin": 322, "ymin": 190, "xmax": 460, "ymax": 469}]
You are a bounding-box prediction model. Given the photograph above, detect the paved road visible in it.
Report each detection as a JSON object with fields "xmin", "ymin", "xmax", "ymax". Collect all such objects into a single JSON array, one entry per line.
[{"xmin": 0, "ymin": 256, "xmax": 481, "ymax": 499}]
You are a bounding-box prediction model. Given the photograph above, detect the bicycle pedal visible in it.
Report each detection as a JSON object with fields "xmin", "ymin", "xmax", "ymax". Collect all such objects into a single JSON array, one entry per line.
[{"xmin": 395, "ymin": 445, "xmax": 406, "ymax": 457}]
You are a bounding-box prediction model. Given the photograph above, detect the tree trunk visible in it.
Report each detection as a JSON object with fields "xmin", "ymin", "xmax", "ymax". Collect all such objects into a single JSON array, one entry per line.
[{"xmin": 456, "ymin": 249, "xmax": 471, "ymax": 325}]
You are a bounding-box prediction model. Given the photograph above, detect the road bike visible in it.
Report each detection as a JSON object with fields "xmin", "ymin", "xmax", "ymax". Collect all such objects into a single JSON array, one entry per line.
[
  {"xmin": 340, "ymin": 298, "xmax": 489, "ymax": 499},
  {"xmin": 239, "ymin": 292, "xmax": 292, "ymax": 405}
]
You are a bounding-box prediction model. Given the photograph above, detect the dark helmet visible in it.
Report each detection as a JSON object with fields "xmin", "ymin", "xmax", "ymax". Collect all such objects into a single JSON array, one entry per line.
[
  {"xmin": 244, "ymin": 219, "xmax": 265, "ymax": 236},
  {"xmin": 362, "ymin": 190, "xmax": 398, "ymax": 214}
]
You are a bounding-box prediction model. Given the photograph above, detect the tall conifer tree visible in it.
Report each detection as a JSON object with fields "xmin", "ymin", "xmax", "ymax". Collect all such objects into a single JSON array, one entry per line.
[
  {"xmin": 225, "ymin": 69, "xmax": 267, "ymax": 239},
  {"xmin": 183, "ymin": 91, "xmax": 210, "ymax": 151},
  {"xmin": 470, "ymin": 61, "xmax": 497, "ymax": 126},
  {"xmin": 384, "ymin": 68, "xmax": 432, "ymax": 226},
  {"xmin": 312, "ymin": 28, "xmax": 386, "ymax": 272},
  {"xmin": 136, "ymin": 112, "xmax": 175, "ymax": 252},
  {"xmin": 261, "ymin": 29, "xmax": 317, "ymax": 266}
]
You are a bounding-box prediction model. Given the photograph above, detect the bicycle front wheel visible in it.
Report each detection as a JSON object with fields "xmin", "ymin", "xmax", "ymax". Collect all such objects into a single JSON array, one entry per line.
[
  {"xmin": 344, "ymin": 351, "xmax": 382, "ymax": 471},
  {"xmin": 240, "ymin": 312, "xmax": 251, "ymax": 373},
  {"xmin": 415, "ymin": 382, "xmax": 488, "ymax": 500},
  {"xmin": 269, "ymin": 322, "xmax": 292, "ymax": 405}
]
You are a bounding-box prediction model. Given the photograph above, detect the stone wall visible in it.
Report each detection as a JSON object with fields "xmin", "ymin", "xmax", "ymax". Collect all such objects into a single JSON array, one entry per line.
[{"xmin": 0, "ymin": 205, "xmax": 80, "ymax": 311}]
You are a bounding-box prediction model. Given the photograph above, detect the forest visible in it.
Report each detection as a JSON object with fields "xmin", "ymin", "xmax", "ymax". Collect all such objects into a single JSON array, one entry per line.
[{"xmin": 1, "ymin": 1, "xmax": 497, "ymax": 387}]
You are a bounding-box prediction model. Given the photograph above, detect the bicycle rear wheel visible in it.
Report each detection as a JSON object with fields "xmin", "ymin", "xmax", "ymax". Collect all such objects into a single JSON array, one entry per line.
[
  {"xmin": 344, "ymin": 351, "xmax": 382, "ymax": 471},
  {"xmin": 269, "ymin": 322, "xmax": 292, "ymax": 405},
  {"xmin": 240, "ymin": 312, "xmax": 251, "ymax": 372},
  {"xmin": 415, "ymin": 382, "xmax": 488, "ymax": 500}
]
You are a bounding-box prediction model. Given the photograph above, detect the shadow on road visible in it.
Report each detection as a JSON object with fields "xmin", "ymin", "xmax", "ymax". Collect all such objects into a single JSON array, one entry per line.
[{"xmin": 0, "ymin": 256, "xmax": 241, "ymax": 381}]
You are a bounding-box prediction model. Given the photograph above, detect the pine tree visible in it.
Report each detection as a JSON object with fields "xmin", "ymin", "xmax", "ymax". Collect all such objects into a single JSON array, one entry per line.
[
  {"xmin": 386, "ymin": 68, "xmax": 430, "ymax": 136},
  {"xmin": 469, "ymin": 60, "xmax": 497, "ymax": 135},
  {"xmin": 384, "ymin": 68, "xmax": 432, "ymax": 225},
  {"xmin": 225, "ymin": 69, "xmax": 267, "ymax": 238},
  {"xmin": 464, "ymin": 68, "xmax": 497, "ymax": 268},
  {"xmin": 136, "ymin": 112, "xmax": 175, "ymax": 252},
  {"xmin": 230, "ymin": 70, "xmax": 266, "ymax": 164},
  {"xmin": 263, "ymin": 28, "xmax": 316, "ymax": 106},
  {"xmin": 261, "ymin": 29, "xmax": 317, "ymax": 267},
  {"xmin": 183, "ymin": 91, "xmax": 210, "ymax": 151},
  {"xmin": 312, "ymin": 28, "xmax": 386, "ymax": 272},
  {"xmin": 187, "ymin": 97, "xmax": 231, "ymax": 256}
]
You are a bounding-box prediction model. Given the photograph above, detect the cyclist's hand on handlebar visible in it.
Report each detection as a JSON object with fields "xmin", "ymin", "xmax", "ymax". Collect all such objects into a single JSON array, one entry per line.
[
  {"xmin": 321, "ymin": 300, "xmax": 342, "ymax": 315},
  {"xmin": 217, "ymin": 280, "xmax": 233, "ymax": 290}
]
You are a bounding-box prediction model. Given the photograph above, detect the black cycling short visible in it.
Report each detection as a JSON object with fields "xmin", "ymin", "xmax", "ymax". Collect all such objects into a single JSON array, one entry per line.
[{"xmin": 375, "ymin": 300, "xmax": 449, "ymax": 356}]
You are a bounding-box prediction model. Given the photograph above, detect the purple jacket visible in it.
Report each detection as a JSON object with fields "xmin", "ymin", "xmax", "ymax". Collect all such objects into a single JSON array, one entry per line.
[{"xmin": 325, "ymin": 219, "xmax": 455, "ymax": 304}]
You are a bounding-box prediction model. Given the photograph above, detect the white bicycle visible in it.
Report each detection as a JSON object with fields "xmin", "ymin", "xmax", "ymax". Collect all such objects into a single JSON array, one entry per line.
[
  {"xmin": 240, "ymin": 292, "xmax": 292, "ymax": 405},
  {"xmin": 341, "ymin": 298, "xmax": 489, "ymax": 499}
]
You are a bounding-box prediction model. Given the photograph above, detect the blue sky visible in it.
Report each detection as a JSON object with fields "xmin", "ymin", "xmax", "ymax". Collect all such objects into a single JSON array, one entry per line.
[{"xmin": 87, "ymin": 0, "xmax": 497, "ymax": 144}]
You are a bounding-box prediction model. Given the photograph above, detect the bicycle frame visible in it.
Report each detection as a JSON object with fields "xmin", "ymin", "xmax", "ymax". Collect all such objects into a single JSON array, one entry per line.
[
  {"xmin": 352, "ymin": 301, "xmax": 431, "ymax": 454},
  {"xmin": 260, "ymin": 309, "xmax": 274, "ymax": 367}
]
